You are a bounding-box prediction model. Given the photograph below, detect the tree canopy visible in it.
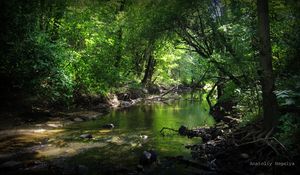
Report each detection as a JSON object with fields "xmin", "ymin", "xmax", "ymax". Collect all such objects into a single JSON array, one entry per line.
[{"xmin": 0, "ymin": 0, "xmax": 299, "ymax": 130}]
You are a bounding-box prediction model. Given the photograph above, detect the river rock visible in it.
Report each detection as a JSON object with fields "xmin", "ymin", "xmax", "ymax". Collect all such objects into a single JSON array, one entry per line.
[
  {"xmin": 79, "ymin": 112, "xmax": 103, "ymax": 120},
  {"xmin": 107, "ymin": 136, "xmax": 124, "ymax": 145},
  {"xmin": 139, "ymin": 135, "xmax": 148, "ymax": 140},
  {"xmin": 142, "ymin": 88, "xmax": 148, "ymax": 94},
  {"xmin": 64, "ymin": 120, "xmax": 75, "ymax": 125},
  {"xmin": 120, "ymin": 101, "xmax": 132, "ymax": 108},
  {"xmin": 139, "ymin": 150, "xmax": 157, "ymax": 166},
  {"xmin": 74, "ymin": 117, "xmax": 84, "ymax": 122},
  {"xmin": 83, "ymin": 114, "xmax": 99, "ymax": 120},
  {"xmin": 46, "ymin": 122, "xmax": 63, "ymax": 128},
  {"xmin": 202, "ymin": 133, "xmax": 212, "ymax": 142},
  {"xmin": 108, "ymin": 94, "xmax": 120, "ymax": 107},
  {"xmin": 80, "ymin": 134, "xmax": 93, "ymax": 139},
  {"xmin": 102, "ymin": 123, "xmax": 114, "ymax": 129}
]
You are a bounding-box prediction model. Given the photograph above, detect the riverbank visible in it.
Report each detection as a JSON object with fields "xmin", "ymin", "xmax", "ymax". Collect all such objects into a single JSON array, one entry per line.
[
  {"xmin": 0, "ymin": 85, "xmax": 199, "ymax": 174},
  {"xmin": 2, "ymin": 85, "xmax": 297, "ymax": 175},
  {"xmin": 180, "ymin": 120, "xmax": 300, "ymax": 175},
  {"xmin": 0, "ymin": 85, "xmax": 192, "ymax": 130}
]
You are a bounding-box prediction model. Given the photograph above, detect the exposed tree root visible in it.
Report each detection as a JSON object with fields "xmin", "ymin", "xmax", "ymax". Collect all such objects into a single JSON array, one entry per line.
[{"xmin": 160, "ymin": 120, "xmax": 299, "ymax": 174}]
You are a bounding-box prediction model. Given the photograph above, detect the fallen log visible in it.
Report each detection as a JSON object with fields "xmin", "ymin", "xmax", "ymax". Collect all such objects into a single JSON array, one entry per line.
[{"xmin": 160, "ymin": 125, "xmax": 224, "ymax": 142}]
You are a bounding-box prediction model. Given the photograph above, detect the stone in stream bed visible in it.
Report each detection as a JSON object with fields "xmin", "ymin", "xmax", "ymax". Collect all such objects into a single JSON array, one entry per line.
[
  {"xmin": 80, "ymin": 134, "xmax": 93, "ymax": 139},
  {"xmin": 102, "ymin": 123, "xmax": 115, "ymax": 129},
  {"xmin": 74, "ymin": 117, "xmax": 84, "ymax": 122},
  {"xmin": 107, "ymin": 136, "xmax": 124, "ymax": 145},
  {"xmin": 240, "ymin": 153, "xmax": 249, "ymax": 159},
  {"xmin": 139, "ymin": 135, "xmax": 148, "ymax": 140},
  {"xmin": 120, "ymin": 101, "xmax": 132, "ymax": 108},
  {"xmin": 46, "ymin": 122, "xmax": 63, "ymax": 128},
  {"xmin": 79, "ymin": 113, "xmax": 102, "ymax": 120},
  {"xmin": 139, "ymin": 150, "xmax": 157, "ymax": 166}
]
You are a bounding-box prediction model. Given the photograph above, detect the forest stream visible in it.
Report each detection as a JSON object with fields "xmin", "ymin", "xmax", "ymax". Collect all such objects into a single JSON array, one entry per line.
[
  {"xmin": 1, "ymin": 0, "xmax": 299, "ymax": 174},
  {"xmin": 0, "ymin": 93, "xmax": 215, "ymax": 175}
]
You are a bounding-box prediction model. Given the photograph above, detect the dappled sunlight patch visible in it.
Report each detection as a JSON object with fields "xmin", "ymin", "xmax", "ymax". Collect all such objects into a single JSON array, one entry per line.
[
  {"xmin": 32, "ymin": 129, "xmax": 47, "ymax": 133},
  {"xmin": 98, "ymin": 129, "xmax": 112, "ymax": 133},
  {"xmin": 36, "ymin": 142, "xmax": 108, "ymax": 159},
  {"xmin": 45, "ymin": 121, "xmax": 64, "ymax": 128},
  {"xmin": 106, "ymin": 136, "xmax": 125, "ymax": 145},
  {"xmin": 0, "ymin": 128, "xmax": 64, "ymax": 137},
  {"xmin": 0, "ymin": 128, "xmax": 65, "ymax": 152},
  {"xmin": 0, "ymin": 93, "xmax": 216, "ymax": 173},
  {"xmin": 129, "ymin": 142, "xmax": 142, "ymax": 148}
]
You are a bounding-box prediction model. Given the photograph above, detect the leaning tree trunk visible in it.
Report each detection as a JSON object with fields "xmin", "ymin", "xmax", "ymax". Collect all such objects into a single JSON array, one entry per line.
[
  {"xmin": 141, "ymin": 54, "xmax": 156, "ymax": 85},
  {"xmin": 141, "ymin": 41, "xmax": 155, "ymax": 85},
  {"xmin": 257, "ymin": 0, "xmax": 279, "ymax": 131}
]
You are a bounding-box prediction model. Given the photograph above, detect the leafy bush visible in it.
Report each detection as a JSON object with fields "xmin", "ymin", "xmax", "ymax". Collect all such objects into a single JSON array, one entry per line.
[
  {"xmin": 275, "ymin": 113, "xmax": 300, "ymax": 152},
  {"xmin": 18, "ymin": 32, "xmax": 74, "ymax": 105}
]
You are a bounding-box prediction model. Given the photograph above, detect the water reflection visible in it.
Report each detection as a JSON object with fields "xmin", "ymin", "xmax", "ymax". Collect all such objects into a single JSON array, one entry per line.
[
  {"xmin": 0, "ymin": 93, "xmax": 215, "ymax": 174},
  {"xmin": 66, "ymin": 95, "xmax": 215, "ymax": 161}
]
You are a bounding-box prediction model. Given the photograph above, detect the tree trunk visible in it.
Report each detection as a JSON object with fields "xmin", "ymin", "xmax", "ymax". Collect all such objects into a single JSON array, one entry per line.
[
  {"xmin": 257, "ymin": 0, "xmax": 279, "ymax": 131},
  {"xmin": 206, "ymin": 80, "xmax": 219, "ymax": 110},
  {"xmin": 141, "ymin": 54, "xmax": 156, "ymax": 85}
]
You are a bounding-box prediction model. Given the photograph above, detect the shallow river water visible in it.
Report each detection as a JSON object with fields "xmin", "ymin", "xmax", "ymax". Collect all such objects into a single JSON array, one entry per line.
[{"xmin": 0, "ymin": 94, "xmax": 215, "ymax": 174}]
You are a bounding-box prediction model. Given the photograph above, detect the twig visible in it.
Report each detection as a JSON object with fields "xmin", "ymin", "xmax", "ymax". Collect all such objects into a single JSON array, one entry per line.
[
  {"xmin": 160, "ymin": 86, "xmax": 177, "ymax": 97},
  {"xmin": 237, "ymin": 138, "xmax": 269, "ymax": 147},
  {"xmin": 265, "ymin": 140, "xmax": 280, "ymax": 155},
  {"xmin": 160, "ymin": 127, "xmax": 178, "ymax": 136},
  {"xmin": 265, "ymin": 127, "xmax": 274, "ymax": 138}
]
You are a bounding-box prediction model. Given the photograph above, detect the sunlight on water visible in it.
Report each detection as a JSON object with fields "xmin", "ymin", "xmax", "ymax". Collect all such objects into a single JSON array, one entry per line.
[
  {"xmin": 0, "ymin": 93, "xmax": 215, "ymax": 172},
  {"xmin": 58, "ymin": 95, "xmax": 215, "ymax": 167},
  {"xmin": 36, "ymin": 142, "xmax": 108, "ymax": 158}
]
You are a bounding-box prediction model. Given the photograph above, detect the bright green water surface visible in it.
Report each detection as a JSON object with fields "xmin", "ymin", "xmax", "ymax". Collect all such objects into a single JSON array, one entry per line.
[
  {"xmin": 0, "ymin": 94, "xmax": 215, "ymax": 174},
  {"xmin": 56, "ymin": 95, "xmax": 215, "ymax": 172}
]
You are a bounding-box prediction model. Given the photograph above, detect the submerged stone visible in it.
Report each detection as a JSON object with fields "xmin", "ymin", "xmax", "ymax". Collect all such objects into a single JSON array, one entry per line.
[
  {"xmin": 74, "ymin": 117, "xmax": 84, "ymax": 122},
  {"xmin": 80, "ymin": 134, "xmax": 93, "ymax": 139},
  {"xmin": 102, "ymin": 123, "xmax": 114, "ymax": 129},
  {"xmin": 139, "ymin": 150, "xmax": 157, "ymax": 166},
  {"xmin": 139, "ymin": 135, "xmax": 148, "ymax": 140}
]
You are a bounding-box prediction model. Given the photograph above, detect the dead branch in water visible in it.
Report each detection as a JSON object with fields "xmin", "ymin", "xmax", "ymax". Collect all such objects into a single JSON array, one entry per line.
[{"xmin": 160, "ymin": 127, "xmax": 178, "ymax": 136}]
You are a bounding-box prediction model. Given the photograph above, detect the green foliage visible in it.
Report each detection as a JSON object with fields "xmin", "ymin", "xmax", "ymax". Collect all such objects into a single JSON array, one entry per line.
[
  {"xmin": 275, "ymin": 113, "xmax": 300, "ymax": 151},
  {"xmin": 15, "ymin": 32, "xmax": 74, "ymax": 104},
  {"xmin": 275, "ymin": 75, "xmax": 300, "ymax": 107},
  {"xmin": 1, "ymin": 0, "xmax": 299, "ymax": 112},
  {"xmin": 218, "ymin": 81, "xmax": 239, "ymax": 103}
]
